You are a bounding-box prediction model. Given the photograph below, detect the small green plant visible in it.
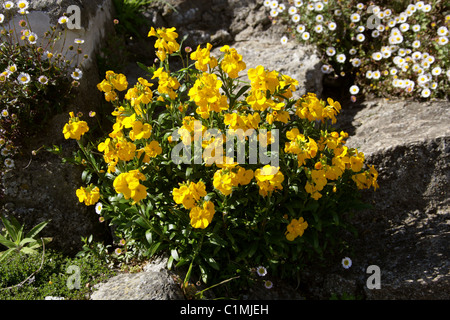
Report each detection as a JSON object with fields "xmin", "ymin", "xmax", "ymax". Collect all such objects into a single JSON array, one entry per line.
[
  {"xmin": 0, "ymin": 214, "xmax": 52, "ymax": 263},
  {"xmin": 0, "ymin": 249, "xmax": 116, "ymax": 300}
]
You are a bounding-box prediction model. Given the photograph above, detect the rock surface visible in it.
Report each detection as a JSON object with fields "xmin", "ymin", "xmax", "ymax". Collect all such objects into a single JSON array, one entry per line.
[
  {"xmin": 91, "ymin": 256, "xmax": 185, "ymax": 300},
  {"xmin": 292, "ymin": 99, "xmax": 449, "ymax": 300}
]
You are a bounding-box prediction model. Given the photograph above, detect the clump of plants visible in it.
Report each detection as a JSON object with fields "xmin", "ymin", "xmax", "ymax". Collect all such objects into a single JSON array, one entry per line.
[
  {"xmin": 0, "ymin": 214, "xmax": 115, "ymax": 300},
  {"xmin": 63, "ymin": 26, "xmax": 378, "ymax": 295},
  {"xmin": 265, "ymin": 0, "xmax": 449, "ymax": 101},
  {"xmin": 0, "ymin": 0, "xmax": 86, "ymax": 179}
]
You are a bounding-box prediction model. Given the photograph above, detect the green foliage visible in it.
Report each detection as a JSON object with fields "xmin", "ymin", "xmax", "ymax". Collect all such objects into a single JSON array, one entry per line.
[
  {"xmin": 0, "ymin": 249, "xmax": 116, "ymax": 300},
  {"xmin": 0, "ymin": 215, "xmax": 52, "ymax": 263}
]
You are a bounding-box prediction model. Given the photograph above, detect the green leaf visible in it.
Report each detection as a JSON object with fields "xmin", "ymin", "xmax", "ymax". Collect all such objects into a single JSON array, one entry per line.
[
  {"xmin": 0, "ymin": 234, "xmax": 17, "ymax": 249},
  {"xmin": 203, "ymin": 256, "xmax": 220, "ymax": 271},
  {"xmin": 20, "ymin": 247, "xmax": 38, "ymax": 255},
  {"xmin": 1, "ymin": 215, "xmax": 19, "ymax": 242},
  {"xmin": 0, "ymin": 248, "xmax": 15, "ymax": 263},
  {"xmin": 171, "ymin": 248, "xmax": 179, "ymax": 261},
  {"xmin": 145, "ymin": 229, "xmax": 153, "ymax": 245},
  {"xmin": 167, "ymin": 255, "xmax": 174, "ymax": 270},
  {"xmin": 25, "ymin": 220, "xmax": 50, "ymax": 240}
]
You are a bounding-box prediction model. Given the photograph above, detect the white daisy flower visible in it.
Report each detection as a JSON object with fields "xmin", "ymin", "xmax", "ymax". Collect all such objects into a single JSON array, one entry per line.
[
  {"xmin": 314, "ymin": 2, "xmax": 324, "ymax": 11},
  {"xmin": 356, "ymin": 33, "xmax": 365, "ymax": 42},
  {"xmin": 1, "ymin": 109, "xmax": 9, "ymax": 117},
  {"xmin": 356, "ymin": 3, "xmax": 364, "ymax": 10},
  {"xmin": 390, "ymin": 68, "xmax": 398, "ymax": 75},
  {"xmin": 256, "ymin": 266, "xmax": 267, "ymax": 277},
  {"xmin": 431, "ymin": 66, "xmax": 442, "ymax": 76},
  {"xmin": 349, "ymin": 48, "xmax": 357, "ymax": 55},
  {"xmin": 71, "ymin": 68, "xmax": 83, "ymax": 80},
  {"xmin": 4, "ymin": 158, "xmax": 14, "ymax": 168},
  {"xmin": 38, "ymin": 75, "xmax": 48, "ymax": 84},
  {"xmin": 328, "ymin": 22, "xmax": 337, "ymax": 31},
  {"xmin": 351, "ymin": 58, "xmax": 361, "ymax": 67},
  {"xmin": 296, "ymin": 24, "xmax": 306, "ymax": 33},
  {"xmin": 437, "ymin": 26, "xmax": 449, "ymax": 36},
  {"xmin": 372, "ymin": 52, "xmax": 382, "ymax": 61},
  {"xmin": 412, "ymin": 24, "xmax": 421, "ymax": 32},
  {"xmin": 28, "ymin": 32, "xmax": 38, "ymax": 45},
  {"xmin": 336, "ymin": 53, "xmax": 346, "ymax": 63},
  {"xmin": 264, "ymin": 280, "xmax": 273, "ymax": 289},
  {"xmin": 17, "ymin": 0, "xmax": 29, "ymax": 11},
  {"xmin": 421, "ymin": 88, "xmax": 431, "ymax": 97},
  {"xmin": 400, "ymin": 23, "xmax": 409, "ymax": 32},
  {"xmin": 315, "ymin": 14, "xmax": 324, "ymax": 23},
  {"xmin": 74, "ymin": 38, "xmax": 85, "ymax": 44},
  {"xmin": 288, "ymin": 6, "xmax": 297, "ymax": 15},
  {"xmin": 326, "ymin": 47, "xmax": 336, "ymax": 56},
  {"xmin": 438, "ymin": 36, "xmax": 449, "ymax": 46},
  {"xmin": 277, "ymin": 3, "xmax": 286, "ymax": 13},
  {"xmin": 357, "ymin": 26, "xmax": 365, "ymax": 33},
  {"xmin": 58, "ymin": 16, "xmax": 69, "ymax": 24},
  {"xmin": 294, "ymin": 0, "xmax": 303, "ymax": 7},
  {"xmin": 0, "ymin": 14, "xmax": 4, "ymax": 24},
  {"xmin": 3, "ymin": 1, "xmax": 14, "ymax": 10},
  {"xmin": 17, "ymin": 72, "xmax": 31, "ymax": 85},
  {"xmin": 412, "ymin": 40, "xmax": 421, "ymax": 48},
  {"xmin": 95, "ymin": 202, "xmax": 103, "ymax": 214},
  {"xmin": 280, "ymin": 36, "xmax": 288, "ymax": 45},
  {"xmin": 372, "ymin": 70, "xmax": 381, "ymax": 79},
  {"xmin": 314, "ymin": 24, "xmax": 323, "ymax": 33},
  {"xmin": 350, "ymin": 13, "xmax": 360, "ymax": 23},
  {"xmin": 301, "ymin": 31, "xmax": 310, "ymax": 40},
  {"xmin": 422, "ymin": 4, "xmax": 432, "ymax": 12},
  {"xmin": 321, "ymin": 64, "xmax": 333, "ymax": 74},
  {"xmin": 292, "ymin": 14, "xmax": 300, "ymax": 23},
  {"xmin": 270, "ymin": 9, "xmax": 278, "ymax": 17},
  {"xmin": 342, "ymin": 257, "xmax": 352, "ymax": 269},
  {"xmin": 366, "ymin": 70, "xmax": 373, "ymax": 79}
]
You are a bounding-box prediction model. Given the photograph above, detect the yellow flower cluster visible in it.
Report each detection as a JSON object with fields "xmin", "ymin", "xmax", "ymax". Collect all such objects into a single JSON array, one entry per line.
[
  {"xmin": 97, "ymin": 71, "xmax": 128, "ymax": 102},
  {"xmin": 219, "ymin": 45, "xmax": 246, "ymax": 79},
  {"xmin": 188, "ymin": 72, "xmax": 229, "ymax": 119},
  {"xmin": 173, "ymin": 181, "xmax": 215, "ymax": 229},
  {"xmin": 213, "ymin": 162, "xmax": 254, "ymax": 196},
  {"xmin": 148, "ymin": 27, "xmax": 180, "ymax": 62},
  {"xmin": 76, "ymin": 185, "xmax": 100, "ymax": 206},
  {"xmin": 152, "ymin": 67, "xmax": 180, "ymax": 100},
  {"xmin": 254, "ymin": 165, "xmax": 284, "ymax": 197},
  {"xmin": 113, "ymin": 169, "xmax": 147, "ymax": 204},
  {"xmin": 190, "ymin": 43, "xmax": 218, "ymax": 72},
  {"xmin": 285, "ymin": 217, "xmax": 308, "ymax": 241},
  {"xmin": 62, "ymin": 112, "xmax": 89, "ymax": 140},
  {"xmin": 296, "ymin": 94, "xmax": 342, "ymax": 124}
]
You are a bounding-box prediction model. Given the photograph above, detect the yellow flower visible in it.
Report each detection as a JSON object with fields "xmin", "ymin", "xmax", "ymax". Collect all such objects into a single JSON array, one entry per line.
[
  {"xmin": 76, "ymin": 185, "xmax": 100, "ymax": 206},
  {"xmin": 148, "ymin": 27, "xmax": 180, "ymax": 61},
  {"xmin": 190, "ymin": 43, "xmax": 218, "ymax": 71},
  {"xmin": 173, "ymin": 180, "xmax": 207, "ymax": 210},
  {"xmin": 285, "ymin": 217, "xmax": 308, "ymax": 241},
  {"xmin": 63, "ymin": 112, "xmax": 89, "ymax": 140},
  {"xmin": 189, "ymin": 201, "xmax": 215, "ymax": 229},
  {"xmin": 188, "ymin": 72, "xmax": 228, "ymax": 119},
  {"xmin": 220, "ymin": 45, "xmax": 246, "ymax": 78},
  {"xmin": 254, "ymin": 165, "xmax": 284, "ymax": 197},
  {"xmin": 113, "ymin": 170, "xmax": 147, "ymax": 203},
  {"xmin": 143, "ymin": 140, "xmax": 162, "ymax": 158}
]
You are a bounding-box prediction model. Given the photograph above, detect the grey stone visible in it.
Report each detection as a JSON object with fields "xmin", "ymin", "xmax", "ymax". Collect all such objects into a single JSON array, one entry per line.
[{"xmin": 91, "ymin": 257, "xmax": 185, "ymax": 300}]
